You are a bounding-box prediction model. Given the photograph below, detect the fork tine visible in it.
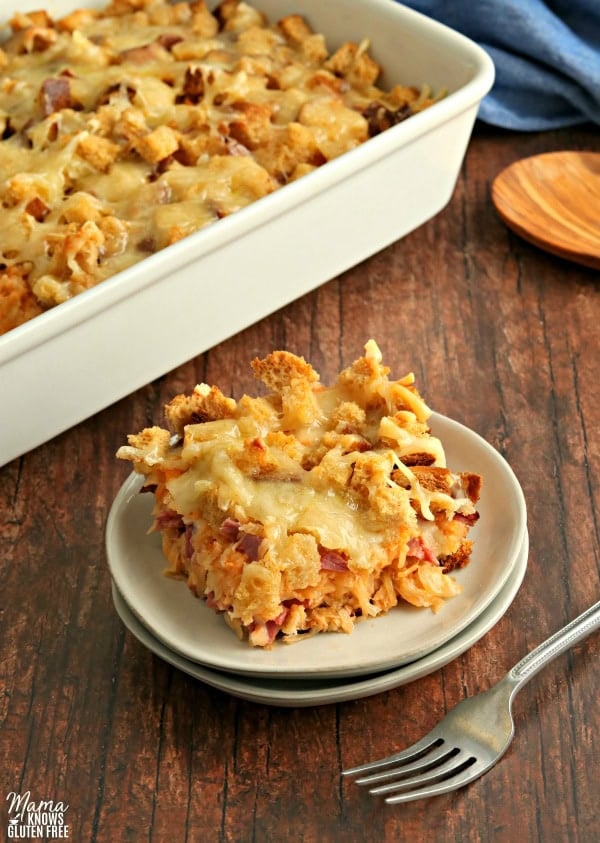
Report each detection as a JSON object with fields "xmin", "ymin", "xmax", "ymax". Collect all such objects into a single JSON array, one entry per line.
[
  {"xmin": 353, "ymin": 740, "xmax": 453, "ymax": 786},
  {"xmin": 342, "ymin": 731, "xmax": 442, "ymax": 778},
  {"xmin": 383, "ymin": 758, "xmax": 487, "ymax": 805},
  {"xmin": 368, "ymin": 748, "xmax": 476, "ymax": 797}
]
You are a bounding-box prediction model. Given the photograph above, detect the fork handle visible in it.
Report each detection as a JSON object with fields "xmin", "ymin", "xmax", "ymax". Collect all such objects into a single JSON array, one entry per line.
[{"xmin": 509, "ymin": 599, "xmax": 600, "ymax": 689}]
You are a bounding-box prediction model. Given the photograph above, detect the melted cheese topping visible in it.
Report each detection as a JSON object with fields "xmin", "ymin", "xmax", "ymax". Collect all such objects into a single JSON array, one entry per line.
[
  {"xmin": 169, "ymin": 436, "xmax": 390, "ymax": 561},
  {"xmin": 0, "ymin": 0, "xmax": 440, "ymax": 334},
  {"xmin": 117, "ymin": 340, "xmax": 481, "ymax": 646}
]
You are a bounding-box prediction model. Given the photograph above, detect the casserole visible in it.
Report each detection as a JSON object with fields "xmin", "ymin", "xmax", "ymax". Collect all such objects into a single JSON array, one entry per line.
[
  {"xmin": 116, "ymin": 340, "xmax": 483, "ymax": 647},
  {"xmin": 0, "ymin": 0, "xmax": 494, "ymax": 466}
]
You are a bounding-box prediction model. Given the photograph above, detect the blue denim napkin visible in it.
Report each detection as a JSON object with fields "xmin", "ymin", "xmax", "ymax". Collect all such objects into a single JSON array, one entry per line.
[{"xmin": 400, "ymin": 0, "xmax": 600, "ymax": 130}]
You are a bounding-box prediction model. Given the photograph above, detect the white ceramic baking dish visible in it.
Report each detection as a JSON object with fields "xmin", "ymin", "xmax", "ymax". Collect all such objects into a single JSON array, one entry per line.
[{"xmin": 0, "ymin": 0, "xmax": 494, "ymax": 466}]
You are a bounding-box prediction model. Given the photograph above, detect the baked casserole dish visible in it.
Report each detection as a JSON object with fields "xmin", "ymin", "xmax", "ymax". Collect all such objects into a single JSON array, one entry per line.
[
  {"xmin": 1, "ymin": 0, "xmax": 442, "ymax": 334},
  {"xmin": 0, "ymin": 0, "xmax": 494, "ymax": 466}
]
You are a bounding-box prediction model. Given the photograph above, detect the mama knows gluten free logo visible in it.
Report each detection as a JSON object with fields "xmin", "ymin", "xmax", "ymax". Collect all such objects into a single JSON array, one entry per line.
[{"xmin": 6, "ymin": 791, "xmax": 70, "ymax": 839}]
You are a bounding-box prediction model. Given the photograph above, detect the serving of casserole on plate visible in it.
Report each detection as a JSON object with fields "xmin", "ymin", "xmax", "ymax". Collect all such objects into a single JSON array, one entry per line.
[
  {"xmin": 115, "ymin": 340, "xmax": 483, "ymax": 648},
  {"xmin": 0, "ymin": 0, "xmax": 494, "ymax": 466},
  {"xmin": 106, "ymin": 342, "xmax": 526, "ymax": 678}
]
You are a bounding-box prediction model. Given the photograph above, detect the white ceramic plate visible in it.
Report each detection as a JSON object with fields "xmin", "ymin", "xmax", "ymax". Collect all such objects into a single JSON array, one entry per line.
[
  {"xmin": 106, "ymin": 412, "xmax": 527, "ymax": 678},
  {"xmin": 111, "ymin": 529, "xmax": 528, "ymax": 707}
]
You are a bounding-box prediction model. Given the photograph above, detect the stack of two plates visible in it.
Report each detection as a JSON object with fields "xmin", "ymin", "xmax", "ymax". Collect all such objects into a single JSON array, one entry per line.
[{"xmin": 106, "ymin": 414, "xmax": 528, "ymax": 707}]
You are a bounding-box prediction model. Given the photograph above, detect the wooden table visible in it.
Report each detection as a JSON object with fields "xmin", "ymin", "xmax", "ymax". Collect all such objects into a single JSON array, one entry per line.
[{"xmin": 2, "ymin": 123, "xmax": 599, "ymax": 843}]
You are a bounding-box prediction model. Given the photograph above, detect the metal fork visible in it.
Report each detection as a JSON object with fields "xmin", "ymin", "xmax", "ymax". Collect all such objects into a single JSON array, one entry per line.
[{"xmin": 343, "ymin": 600, "xmax": 600, "ymax": 804}]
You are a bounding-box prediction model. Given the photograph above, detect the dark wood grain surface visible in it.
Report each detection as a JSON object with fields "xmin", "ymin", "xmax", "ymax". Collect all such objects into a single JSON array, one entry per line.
[{"xmin": 1, "ymin": 123, "xmax": 599, "ymax": 843}]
